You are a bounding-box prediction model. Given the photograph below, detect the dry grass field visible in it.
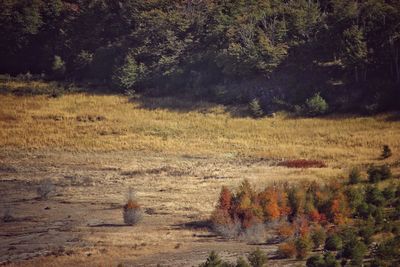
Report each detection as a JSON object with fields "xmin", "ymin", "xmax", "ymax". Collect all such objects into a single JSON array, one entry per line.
[{"xmin": 1, "ymin": 81, "xmax": 400, "ymax": 266}]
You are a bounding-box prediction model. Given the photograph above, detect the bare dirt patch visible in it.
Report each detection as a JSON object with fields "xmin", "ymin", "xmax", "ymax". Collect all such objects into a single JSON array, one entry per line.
[{"xmin": 0, "ymin": 150, "xmax": 336, "ymax": 266}]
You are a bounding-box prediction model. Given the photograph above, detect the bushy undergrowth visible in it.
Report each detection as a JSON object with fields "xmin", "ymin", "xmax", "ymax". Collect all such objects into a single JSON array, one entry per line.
[{"xmin": 206, "ymin": 163, "xmax": 400, "ymax": 266}]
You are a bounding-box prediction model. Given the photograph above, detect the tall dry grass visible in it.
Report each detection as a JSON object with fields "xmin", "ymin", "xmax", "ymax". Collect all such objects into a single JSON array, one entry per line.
[{"xmin": 0, "ymin": 85, "xmax": 399, "ymax": 167}]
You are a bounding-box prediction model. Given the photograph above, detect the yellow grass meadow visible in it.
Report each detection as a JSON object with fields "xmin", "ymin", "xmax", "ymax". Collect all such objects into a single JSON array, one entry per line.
[{"xmin": 1, "ymin": 90, "xmax": 399, "ymax": 168}]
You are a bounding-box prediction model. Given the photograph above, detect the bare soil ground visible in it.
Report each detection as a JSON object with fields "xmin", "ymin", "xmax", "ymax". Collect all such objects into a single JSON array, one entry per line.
[{"xmin": 0, "ymin": 150, "xmax": 338, "ymax": 267}]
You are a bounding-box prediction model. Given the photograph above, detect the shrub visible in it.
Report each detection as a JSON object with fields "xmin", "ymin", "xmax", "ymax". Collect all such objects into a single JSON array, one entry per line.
[
  {"xmin": 247, "ymin": 248, "xmax": 268, "ymax": 267},
  {"xmin": 304, "ymin": 92, "xmax": 329, "ymax": 116},
  {"xmin": 236, "ymin": 257, "xmax": 250, "ymax": 267},
  {"xmin": 123, "ymin": 189, "xmax": 142, "ymax": 226},
  {"xmin": 295, "ymin": 236, "xmax": 313, "ymax": 259},
  {"xmin": 345, "ymin": 187, "xmax": 364, "ymax": 211},
  {"xmin": 277, "ymin": 242, "xmax": 296, "ymax": 259},
  {"xmin": 348, "ymin": 168, "xmax": 361, "ymax": 185},
  {"xmin": 356, "ymin": 202, "xmax": 374, "ymax": 219},
  {"xmin": 52, "ymin": 55, "xmax": 66, "ymax": 79},
  {"xmin": 277, "ymin": 223, "xmax": 296, "ymax": 240},
  {"xmin": 374, "ymin": 236, "xmax": 400, "ymax": 265},
  {"xmin": 311, "ymin": 227, "xmax": 327, "ymax": 249},
  {"xmin": 323, "ymin": 252, "xmax": 340, "ymax": 267},
  {"xmin": 367, "ymin": 165, "xmax": 392, "ymax": 183},
  {"xmin": 381, "ymin": 145, "xmax": 392, "ymax": 159},
  {"xmin": 240, "ymin": 223, "xmax": 267, "ymax": 244},
  {"xmin": 213, "ymin": 220, "xmax": 241, "ymax": 239},
  {"xmin": 37, "ymin": 178, "xmax": 55, "ymax": 200},
  {"xmin": 359, "ymin": 224, "xmax": 375, "ymax": 245},
  {"xmin": 199, "ymin": 251, "xmax": 229, "ymax": 267},
  {"xmin": 365, "ymin": 186, "xmax": 385, "ymax": 207},
  {"xmin": 324, "ymin": 234, "xmax": 343, "ymax": 251},
  {"xmin": 112, "ymin": 53, "xmax": 143, "ymax": 90},
  {"xmin": 306, "ymin": 255, "xmax": 325, "ymax": 267},
  {"xmin": 249, "ymin": 98, "xmax": 264, "ymax": 118},
  {"xmin": 382, "ymin": 185, "xmax": 396, "ymax": 201},
  {"xmin": 342, "ymin": 239, "xmax": 367, "ymax": 266},
  {"xmin": 306, "ymin": 253, "xmax": 339, "ymax": 267}
]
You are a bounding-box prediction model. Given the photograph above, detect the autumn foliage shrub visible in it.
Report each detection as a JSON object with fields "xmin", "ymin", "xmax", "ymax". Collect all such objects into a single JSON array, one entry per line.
[
  {"xmin": 277, "ymin": 241, "xmax": 297, "ymax": 259},
  {"xmin": 278, "ymin": 159, "xmax": 327, "ymax": 168},
  {"xmin": 123, "ymin": 189, "xmax": 142, "ymax": 225}
]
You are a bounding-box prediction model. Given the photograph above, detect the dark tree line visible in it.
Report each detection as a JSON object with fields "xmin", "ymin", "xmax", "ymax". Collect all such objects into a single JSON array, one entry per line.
[{"xmin": 1, "ymin": 0, "xmax": 399, "ymax": 113}]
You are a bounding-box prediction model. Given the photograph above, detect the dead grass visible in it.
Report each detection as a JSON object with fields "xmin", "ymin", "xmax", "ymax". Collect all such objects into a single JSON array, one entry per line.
[{"xmin": 0, "ymin": 83, "xmax": 399, "ymax": 168}]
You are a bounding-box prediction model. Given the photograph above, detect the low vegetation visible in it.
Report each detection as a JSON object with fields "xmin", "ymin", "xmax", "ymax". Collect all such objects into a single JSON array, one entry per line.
[
  {"xmin": 36, "ymin": 178, "xmax": 55, "ymax": 200},
  {"xmin": 205, "ymin": 163, "xmax": 400, "ymax": 266},
  {"xmin": 123, "ymin": 189, "xmax": 142, "ymax": 226},
  {"xmin": 1, "ymin": 80, "xmax": 399, "ymax": 168}
]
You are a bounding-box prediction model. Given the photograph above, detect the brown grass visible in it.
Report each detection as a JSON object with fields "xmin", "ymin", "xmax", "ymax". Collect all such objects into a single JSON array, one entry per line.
[
  {"xmin": 0, "ymin": 82, "xmax": 400, "ymax": 168},
  {"xmin": 278, "ymin": 159, "xmax": 327, "ymax": 168}
]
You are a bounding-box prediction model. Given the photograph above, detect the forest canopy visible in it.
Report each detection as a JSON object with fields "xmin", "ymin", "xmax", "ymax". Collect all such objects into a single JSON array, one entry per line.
[{"xmin": 1, "ymin": 0, "xmax": 399, "ymax": 114}]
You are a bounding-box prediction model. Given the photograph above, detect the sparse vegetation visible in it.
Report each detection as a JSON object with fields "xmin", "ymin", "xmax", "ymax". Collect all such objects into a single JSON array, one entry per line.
[{"xmin": 36, "ymin": 178, "xmax": 55, "ymax": 200}]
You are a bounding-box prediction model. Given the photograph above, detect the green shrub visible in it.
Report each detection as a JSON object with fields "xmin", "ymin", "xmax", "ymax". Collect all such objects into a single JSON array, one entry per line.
[
  {"xmin": 359, "ymin": 224, "xmax": 375, "ymax": 245},
  {"xmin": 383, "ymin": 185, "xmax": 396, "ymax": 201},
  {"xmin": 342, "ymin": 239, "xmax": 367, "ymax": 265},
  {"xmin": 323, "ymin": 252, "xmax": 340, "ymax": 267},
  {"xmin": 249, "ymin": 98, "xmax": 264, "ymax": 118},
  {"xmin": 112, "ymin": 53, "xmax": 143, "ymax": 90},
  {"xmin": 367, "ymin": 165, "xmax": 392, "ymax": 183},
  {"xmin": 199, "ymin": 251, "xmax": 230, "ymax": 267},
  {"xmin": 306, "ymin": 255, "xmax": 325, "ymax": 267},
  {"xmin": 295, "ymin": 236, "xmax": 313, "ymax": 259},
  {"xmin": 348, "ymin": 168, "xmax": 361, "ymax": 184},
  {"xmin": 304, "ymin": 92, "xmax": 329, "ymax": 116},
  {"xmin": 381, "ymin": 145, "xmax": 392, "ymax": 159},
  {"xmin": 247, "ymin": 248, "xmax": 268, "ymax": 267},
  {"xmin": 356, "ymin": 202, "xmax": 374, "ymax": 219},
  {"xmin": 324, "ymin": 234, "xmax": 343, "ymax": 251},
  {"xmin": 52, "ymin": 55, "xmax": 66, "ymax": 79},
  {"xmin": 311, "ymin": 227, "xmax": 327, "ymax": 249},
  {"xmin": 235, "ymin": 257, "xmax": 250, "ymax": 267},
  {"xmin": 365, "ymin": 186, "xmax": 385, "ymax": 207},
  {"xmin": 345, "ymin": 187, "xmax": 364, "ymax": 210}
]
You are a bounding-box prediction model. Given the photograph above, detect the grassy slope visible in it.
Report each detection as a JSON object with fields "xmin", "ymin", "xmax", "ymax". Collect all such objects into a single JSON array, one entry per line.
[{"xmin": 1, "ymin": 89, "xmax": 399, "ymax": 168}]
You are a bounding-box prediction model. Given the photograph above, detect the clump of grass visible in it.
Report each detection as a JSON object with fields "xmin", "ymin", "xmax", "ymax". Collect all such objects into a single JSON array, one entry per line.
[
  {"xmin": 37, "ymin": 178, "xmax": 55, "ymax": 200},
  {"xmin": 123, "ymin": 188, "xmax": 142, "ymax": 226},
  {"xmin": 278, "ymin": 159, "xmax": 327, "ymax": 168},
  {"xmin": 381, "ymin": 145, "xmax": 392, "ymax": 159}
]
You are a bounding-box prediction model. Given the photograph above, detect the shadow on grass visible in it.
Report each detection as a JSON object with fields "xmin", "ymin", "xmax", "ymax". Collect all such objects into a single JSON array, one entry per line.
[{"xmin": 173, "ymin": 219, "xmax": 213, "ymax": 231}]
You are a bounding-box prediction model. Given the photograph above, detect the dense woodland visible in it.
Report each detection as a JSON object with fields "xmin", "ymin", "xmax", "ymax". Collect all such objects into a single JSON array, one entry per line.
[{"xmin": 1, "ymin": 0, "xmax": 400, "ymax": 114}]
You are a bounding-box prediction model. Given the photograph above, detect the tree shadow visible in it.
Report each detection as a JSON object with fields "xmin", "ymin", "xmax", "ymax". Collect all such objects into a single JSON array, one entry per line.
[{"xmin": 132, "ymin": 95, "xmax": 249, "ymax": 118}]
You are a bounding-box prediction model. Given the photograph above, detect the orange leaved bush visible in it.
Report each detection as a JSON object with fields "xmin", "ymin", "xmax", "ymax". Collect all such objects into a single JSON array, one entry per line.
[{"xmin": 211, "ymin": 179, "xmax": 352, "ymax": 238}]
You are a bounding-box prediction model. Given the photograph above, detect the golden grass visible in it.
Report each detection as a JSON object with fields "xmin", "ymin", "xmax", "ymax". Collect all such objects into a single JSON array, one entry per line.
[{"xmin": 0, "ymin": 89, "xmax": 399, "ymax": 167}]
